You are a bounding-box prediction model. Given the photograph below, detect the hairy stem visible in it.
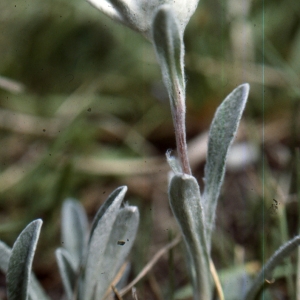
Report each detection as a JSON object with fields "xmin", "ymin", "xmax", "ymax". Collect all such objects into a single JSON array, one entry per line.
[{"xmin": 172, "ymin": 86, "xmax": 191, "ymax": 175}]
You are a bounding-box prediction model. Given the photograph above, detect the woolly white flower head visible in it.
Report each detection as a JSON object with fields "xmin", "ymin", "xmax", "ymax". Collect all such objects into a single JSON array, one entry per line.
[{"xmin": 87, "ymin": 0, "xmax": 199, "ymax": 40}]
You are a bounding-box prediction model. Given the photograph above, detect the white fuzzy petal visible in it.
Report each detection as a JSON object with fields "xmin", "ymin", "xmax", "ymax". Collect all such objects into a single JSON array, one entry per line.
[
  {"xmin": 88, "ymin": 0, "xmax": 200, "ymax": 40},
  {"xmin": 87, "ymin": 0, "xmax": 125, "ymax": 23}
]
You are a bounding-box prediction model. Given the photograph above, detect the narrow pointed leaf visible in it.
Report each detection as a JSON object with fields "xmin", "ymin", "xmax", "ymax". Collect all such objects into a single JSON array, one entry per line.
[
  {"xmin": 203, "ymin": 83, "xmax": 250, "ymax": 248},
  {"xmin": 152, "ymin": 5, "xmax": 186, "ymax": 110},
  {"xmin": 56, "ymin": 248, "xmax": 77, "ymax": 300},
  {"xmin": 0, "ymin": 240, "xmax": 50, "ymax": 300},
  {"xmin": 93, "ymin": 206, "xmax": 139, "ymax": 300},
  {"xmin": 244, "ymin": 235, "xmax": 300, "ymax": 300},
  {"xmin": 6, "ymin": 219, "xmax": 42, "ymax": 300},
  {"xmin": 84, "ymin": 186, "xmax": 127, "ymax": 300},
  {"xmin": 61, "ymin": 199, "xmax": 88, "ymax": 267},
  {"xmin": 89, "ymin": 186, "xmax": 127, "ymax": 241},
  {"xmin": 169, "ymin": 174, "xmax": 212, "ymax": 300}
]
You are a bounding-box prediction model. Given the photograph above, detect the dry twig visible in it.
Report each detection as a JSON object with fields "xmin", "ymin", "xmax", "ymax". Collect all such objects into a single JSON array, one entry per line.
[{"xmin": 119, "ymin": 235, "xmax": 182, "ymax": 296}]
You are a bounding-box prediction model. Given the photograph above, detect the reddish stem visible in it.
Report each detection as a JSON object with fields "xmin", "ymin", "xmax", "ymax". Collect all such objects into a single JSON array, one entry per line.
[{"xmin": 171, "ymin": 89, "xmax": 191, "ymax": 175}]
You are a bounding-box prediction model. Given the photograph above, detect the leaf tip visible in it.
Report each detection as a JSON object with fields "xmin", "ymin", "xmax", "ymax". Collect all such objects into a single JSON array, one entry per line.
[
  {"xmin": 239, "ymin": 83, "xmax": 250, "ymax": 98},
  {"xmin": 119, "ymin": 185, "xmax": 128, "ymax": 192},
  {"xmin": 34, "ymin": 219, "xmax": 43, "ymax": 226},
  {"xmin": 28, "ymin": 219, "xmax": 43, "ymax": 233}
]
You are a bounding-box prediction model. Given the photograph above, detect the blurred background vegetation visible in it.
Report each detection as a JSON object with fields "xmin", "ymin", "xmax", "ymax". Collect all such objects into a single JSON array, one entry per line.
[{"xmin": 0, "ymin": 0, "xmax": 300, "ymax": 299}]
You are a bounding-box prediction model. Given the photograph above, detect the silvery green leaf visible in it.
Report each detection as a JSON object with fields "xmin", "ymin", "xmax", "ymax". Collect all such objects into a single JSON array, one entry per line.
[
  {"xmin": 202, "ymin": 84, "xmax": 250, "ymax": 250},
  {"xmin": 244, "ymin": 235, "xmax": 300, "ymax": 300},
  {"xmin": 87, "ymin": 0, "xmax": 199, "ymax": 40},
  {"xmin": 61, "ymin": 199, "xmax": 88, "ymax": 268},
  {"xmin": 56, "ymin": 248, "xmax": 77, "ymax": 300},
  {"xmin": 0, "ymin": 240, "xmax": 10, "ymax": 273},
  {"xmin": 84, "ymin": 186, "xmax": 127, "ymax": 300},
  {"xmin": 0, "ymin": 240, "xmax": 50, "ymax": 300},
  {"xmin": 6, "ymin": 219, "xmax": 42, "ymax": 300},
  {"xmin": 169, "ymin": 174, "xmax": 212, "ymax": 300},
  {"xmin": 152, "ymin": 5, "xmax": 185, "ymax": 112},
  {"xmin": 92, "ymin": 206, "xmax": 139, "ymax": 300},
  {"xmin": 89, "ymin": 186, "xmax": 127, "ymax": 241}
]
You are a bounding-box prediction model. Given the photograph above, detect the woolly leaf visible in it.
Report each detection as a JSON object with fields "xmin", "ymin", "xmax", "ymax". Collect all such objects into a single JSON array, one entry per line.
[
  {"xmin": 93, "ymin": 206, "xmax": 139, "ymax": 300},
  {"xmin": 0, "ymin": 240, "xmax": 50, "ymax": 300},
  {"xmin": 202, "ymin": 83, "xmax": 250, "ymax": 250},
  {"xmin": 56, "ymin": 248, "xmax": 77, "ymax": 300},
  {"xmin": 6, "ymin": 219, "xmax": 42, "ymax": 300},
  {"xmin": 169, "ymin": 174, "xmax": 212, "ymax": 299},
  {"xmin": 84, "ymin": 186, "xmax": 127, "ymax": 300},
  {"xmin": 88, "ymin": 186, "xmax": 127, "ymax": 242},
  {"xmin": 152, "ymin": 5, "xmax": 185, "ymax": 112},
  {"xmin": 61, "ymin": 199, "xmax": 88, "ymax": 267}
]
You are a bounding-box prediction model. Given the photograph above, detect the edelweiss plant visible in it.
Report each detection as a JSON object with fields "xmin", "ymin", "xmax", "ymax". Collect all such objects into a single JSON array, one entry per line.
[
  {"xmin": 87, "ymin": 1, "xmax": 300, "ymax": 300},
  {"xmin": 1, "ymin": 1, "xmax": 300, "ymax": 300}
]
